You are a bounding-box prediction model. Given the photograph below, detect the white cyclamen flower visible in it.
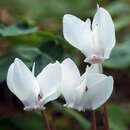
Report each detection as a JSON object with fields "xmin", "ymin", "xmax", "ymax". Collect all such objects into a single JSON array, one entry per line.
[
  {"xmin": 60, "ymin": 58, "xmax": 113, "ymax": 111},
  {"xmin": 63, "ymin": 5, "xmax": 116, "ymax": 63},
  {"xmin": 7, "ymin": 58, "xmax": 61, "ymax": 111}
]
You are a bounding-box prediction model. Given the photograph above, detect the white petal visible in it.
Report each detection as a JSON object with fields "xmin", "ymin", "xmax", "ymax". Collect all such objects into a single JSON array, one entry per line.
[
  {"xmin": 40, "ymin": 89, "xmax": 60, "ymax": 106},
  {"xmin": 86, "ymin": 73, "xmax": 107, "ymax": 88},
  {"xmin": 92, "ymin": 6, "xmax": 116, "ymax": 59},
  {"xmin": 37, "ymin": 61, "xmax": 61, "ymax": 105},
  {"xmin": 86, "ymin": 64, "xmax": 101, "ymax": 73},
  {"xmin": 63, "ymin": 14, "xmax": 84, "ymax": 49},
  {"xmin": 81, "ymin": 64, "xmax": 101, "ymax": 82},
  {"xmin": 72, "ymin": 78, "xmax": 87, "ymax": 111},
  {"xmin": 76, "ymin": 78, "xmax": 87, "ymax": 97},
  {"xmin": 7, "ymin": 58, "xmax": 40, "ymax": 108},
  {"xmin": 63, "ymin": 14, "xmax": 94, "ymax": 58},
  {"xmin": 61, "ymin": 58, "xmax": 80, "ymax": 106},
  {"xmin": 7, "ymin": 63, "xmax": 16, "ymax": 94},
  {"xmin": 81, "ymin": 74, "xmax": 113, "ymax": 110},
  {"xmin": 32, "ymin": 62, "xmax": 35, "ymax": 75}
]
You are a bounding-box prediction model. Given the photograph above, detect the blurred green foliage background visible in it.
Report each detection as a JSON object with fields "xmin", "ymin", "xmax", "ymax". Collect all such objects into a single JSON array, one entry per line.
[{"xmin": 0, "ymin": 0, "xmax": 130, "ymax": 130}]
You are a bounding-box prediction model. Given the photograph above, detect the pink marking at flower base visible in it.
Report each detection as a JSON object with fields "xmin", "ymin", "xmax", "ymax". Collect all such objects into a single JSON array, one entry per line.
[
  {"xmin": 89, "ymin": 56, "xmax": 104, "ymax": 64},
  {"xmin": 86, "ymin": 86, "xmax": 88, "ymax": 92}
]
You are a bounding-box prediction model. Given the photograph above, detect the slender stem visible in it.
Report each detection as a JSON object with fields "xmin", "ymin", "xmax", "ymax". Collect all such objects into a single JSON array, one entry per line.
[
  {"xmin": 91, "ymin": 110, "xmax": 97, "ymax": 130},
  {"xmin": 104, "ymin": 103, "xmax": 109, "ymax": 130},
  {"xmin": 50, "ymin": 111, "xmax": 55, "ymax": 130},
  {"xmin": 99, "ymin": 64, "xmax": 110, "ymax": 130},
  {"xmin": 41, "ymin": 111, "xmax": 51, "ymax": 130}
]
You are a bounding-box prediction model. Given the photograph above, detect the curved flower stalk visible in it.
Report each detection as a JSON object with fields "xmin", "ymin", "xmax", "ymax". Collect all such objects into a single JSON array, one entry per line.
[
  {"xmin": 60, "ymin": 58, "xmax": 113, "ymax": 111},
  {"xmin": 63, "ymin": 5, "xmax": 116, "ymax": 63},
  {"xmin": 7, "ymin": 58, "xmax": 61, "ymax": 111}
]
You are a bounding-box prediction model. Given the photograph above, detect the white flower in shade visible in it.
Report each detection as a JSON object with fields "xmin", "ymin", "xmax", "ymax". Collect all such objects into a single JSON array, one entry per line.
[
  {"xmin": 60, "ymin": 58, "xmax": 113, "ymax": 111},
  {"xmin": 63, "ymin": 5, "xmax": 116, "ymax": 64},
  {"xmin": 7, "ymin": 58, "xmax": 61, "ymax": 111}
]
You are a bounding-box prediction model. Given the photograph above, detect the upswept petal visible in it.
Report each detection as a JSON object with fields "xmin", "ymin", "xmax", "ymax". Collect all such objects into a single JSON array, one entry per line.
[
  {"xmin": 63, "ymin": 15, "xmax": 94, "ymax": 57},
  {"xmin": 92, "ymin": 6, "xmax": 116, "ymax": 59},
  {"xmin": 40, "ymin": 89, "xmax": 61, "ymax": 106},
  {"xmin": 61, "ymin": 58, "xmax": 80, "ymax": 89},
  {"xmin": 81, "ymin": 64, "xmax": 101, "ymax": 82},
  {"xmin": 61, "ymin": 58, "xmax": 80, "ymax": 105},
  {"xmin": 86, "ymin": 73, "xmax": 108, "ymax": 88},
  {"xmin": 7, "ymin": 63, "xmax": 16, "ymax": 94},
  {"xmin": 37, "ymin": 61, "xmax": 61, "ymax": 105},
  {"xmin": 7, "ymin": 58, "xmax": 40, "ymax": 108},
  {"xmin": 72, "ymin": 78, "xmax": 87, "ymax": 111},
  {"xmin": 81, "ymin": 75, "xmax": 113, "ymax": 110},
  {"xmin": 63, "ymin": 14, "xmax": 84, "ymax": 50},
  {"xmin": 64, "ymin": 78, "xmax": 87, "ymax": 111},
  {"xmin": 32, "ymin": 62, "xmax": 35, "ymax": 75},
  {"xmin": 86, "ymin": 64, "xmax": 101, "ymax": 73}
]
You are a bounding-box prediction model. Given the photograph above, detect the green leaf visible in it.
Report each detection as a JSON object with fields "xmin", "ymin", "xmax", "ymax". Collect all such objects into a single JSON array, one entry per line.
[
  {"xmin": 115, "ymin": 16, "xmax": 130, "ymax": 32},
  {"xmin": 0, "ymin": 117, "xmax": 19, "ymax": 130},
  {"xmin": 10, "ymin": 113, "xmax": 45, "ymax": 130},
  {"xmin": 106, "ymin": 1, "xmax": 130, "ymax": 16},
  {"xmin": 39, "ymin": 40, "xmax": 64, "ymax": 61},
  {"xmin": 0, "ymin": 46, "xmax": 52, "ymax": 82},
  {"xmin": 103, "ymin": 42, "xmax": 130, "ymax": 69},
  {"xmin": 108, "ymin": 104, "xmax": 130, "ymax": 130},
  {"xmin": 35, "ymin": 54, "xmax": 53, "ymax": 76},
  {"xmin": 0, "ymin": 24, "xmax": 37, "ymax": 37},
  {"xmin": 53, "ymin": 101, "xmax": 91, "ymax": 130},
  {"xmin": 0, "ymin": 52, "xmax": 17, "ymax": 82}
]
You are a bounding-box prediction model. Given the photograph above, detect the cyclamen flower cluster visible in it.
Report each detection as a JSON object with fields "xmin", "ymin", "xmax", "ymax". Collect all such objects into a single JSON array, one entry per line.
[{"xmin": 7, "ymin": 5, "xmax": 115, "ymax": 112}]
